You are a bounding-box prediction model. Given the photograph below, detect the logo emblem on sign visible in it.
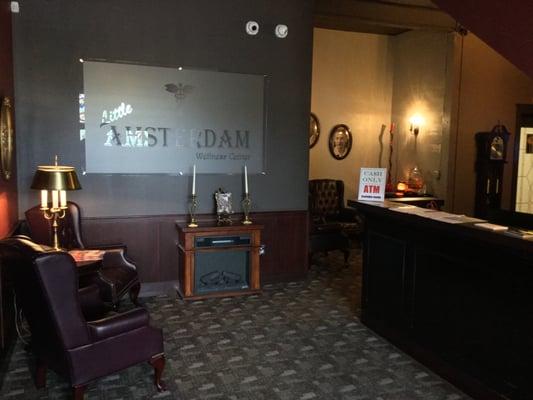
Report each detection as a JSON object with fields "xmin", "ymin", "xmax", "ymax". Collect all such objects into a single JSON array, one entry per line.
[{"xmin": 164, "ymin": 83, "xmax": 194, "ymax": 104}]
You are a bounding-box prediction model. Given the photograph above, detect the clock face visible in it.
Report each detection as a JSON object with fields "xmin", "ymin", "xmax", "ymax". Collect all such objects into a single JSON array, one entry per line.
[{"xmin": 490, "ymin": 136, "xmax": 504, "ymax": 160}]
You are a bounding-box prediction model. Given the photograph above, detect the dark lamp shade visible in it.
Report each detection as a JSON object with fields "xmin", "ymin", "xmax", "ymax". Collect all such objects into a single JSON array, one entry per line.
[{"xmin": 31, "ymin": 166, "xmax": 82, "ymax": 191}]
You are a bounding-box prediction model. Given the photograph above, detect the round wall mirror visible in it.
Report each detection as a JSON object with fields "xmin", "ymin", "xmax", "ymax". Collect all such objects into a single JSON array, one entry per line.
[
  {"xmin": 309, "ymin": 113, "xmax": 320, "ymax": 148},
  {"xmin": 328, "ymin": 124, "xmax": 352, "ymax": 160}
]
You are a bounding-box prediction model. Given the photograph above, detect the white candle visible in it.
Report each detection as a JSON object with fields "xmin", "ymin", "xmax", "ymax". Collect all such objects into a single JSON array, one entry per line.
[
  {"xmin": 192, "ymin": 164, "xmax": 196, "ymax": 195},
  {"xmin": 60, "ymin": 190, "xmax": 67, "ymax": 207},
  {"xmin": 52, "ymin": 190, "xmax": 59, "ymax": 209},
  {"xmin": 244, "ymin": 165, "xmax": 249, "ymax": 194},
  {"xmin": 41, "ymin": 190, "xmax": 48, "ymax": 208}
]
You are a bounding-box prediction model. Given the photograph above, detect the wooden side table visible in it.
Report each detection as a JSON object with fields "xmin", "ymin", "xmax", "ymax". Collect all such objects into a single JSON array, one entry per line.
[
  {"xmin": 176, "ymin": 223, "xmax": 263, "ymax": 300},
  {"xmin": 68, "ymin": 250, "xmax": 104, "ymax": 285}
]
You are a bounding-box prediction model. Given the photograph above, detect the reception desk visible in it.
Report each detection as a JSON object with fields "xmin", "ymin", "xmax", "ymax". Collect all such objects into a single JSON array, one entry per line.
[{"xmin": 348, "ymin": 200, "xmax": 533, "ymax": 400}]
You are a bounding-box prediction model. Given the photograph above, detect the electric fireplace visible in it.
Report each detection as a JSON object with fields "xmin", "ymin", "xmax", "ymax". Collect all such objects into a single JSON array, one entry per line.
[{"xmin": 176, "ymin": 223, "xmax": 263, "ymax": 300}]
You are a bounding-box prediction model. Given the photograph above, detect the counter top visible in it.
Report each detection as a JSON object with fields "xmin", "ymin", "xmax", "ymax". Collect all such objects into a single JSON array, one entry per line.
[{"xmin": 348, "ymin": 199, "xmax": 533, "ymax": 257}]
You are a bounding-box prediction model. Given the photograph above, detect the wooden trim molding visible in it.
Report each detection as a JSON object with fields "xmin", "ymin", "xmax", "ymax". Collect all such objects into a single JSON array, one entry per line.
[{"xmin": 81, "ymin": 210, "xmax": 308, "ymax": 285}]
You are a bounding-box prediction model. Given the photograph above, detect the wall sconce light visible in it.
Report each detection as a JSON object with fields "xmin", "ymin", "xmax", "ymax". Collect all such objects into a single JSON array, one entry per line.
[
  {"xmin": 30, "ymin": 155, "xmax": 82, "ymax": 250},
  {"xmin": 409, "ymin": 114, "xmax": 425, "ymax": 136}
]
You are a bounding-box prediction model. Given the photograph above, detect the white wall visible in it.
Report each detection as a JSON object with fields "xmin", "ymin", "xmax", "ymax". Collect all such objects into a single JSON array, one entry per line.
[
  {"xmin": 451, "ymin": 33, "xmax": 533, "ymax": 215},
  {"xmin": 310, "ymin": 28, "xmax": 394, "ymax": 202}
]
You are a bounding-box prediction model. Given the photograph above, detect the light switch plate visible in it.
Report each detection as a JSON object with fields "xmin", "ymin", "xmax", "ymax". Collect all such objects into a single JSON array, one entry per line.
[{"xmin": 10, "ymin": 1, "xmax": 19, "ymax": 13}]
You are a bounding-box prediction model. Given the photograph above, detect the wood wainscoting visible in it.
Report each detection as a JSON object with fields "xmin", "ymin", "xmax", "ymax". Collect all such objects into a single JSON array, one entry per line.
[{"xmin": 82, "ymin": 211, "xmax": 308, "ymax": 286}]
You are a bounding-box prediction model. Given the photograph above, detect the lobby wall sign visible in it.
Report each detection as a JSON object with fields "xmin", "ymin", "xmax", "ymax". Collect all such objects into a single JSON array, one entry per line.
[
  {"xmin": 82, "ymin": 61, "xmax": 266, "ymax": 174},
  {"xmin": 0, "ymin": 97, "xmax": 14, "ymax": 181}
]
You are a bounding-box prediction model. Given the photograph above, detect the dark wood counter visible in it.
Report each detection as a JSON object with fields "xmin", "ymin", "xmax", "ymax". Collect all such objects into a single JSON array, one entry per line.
[{"xmin": 349, "ymin": 200, "xmax": 533, "ymax": 400}]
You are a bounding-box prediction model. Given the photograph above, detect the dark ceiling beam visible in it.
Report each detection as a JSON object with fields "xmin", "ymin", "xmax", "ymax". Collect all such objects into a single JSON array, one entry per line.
[
  {"xmin": 314, "ymin": 0, "xmax": 458, "ymax": 35},
  {"xmin": 432, "ymin": 0, "xmax": 533, "ymax": 78}
]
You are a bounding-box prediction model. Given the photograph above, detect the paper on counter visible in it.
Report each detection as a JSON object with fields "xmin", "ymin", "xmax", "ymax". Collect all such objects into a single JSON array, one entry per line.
[
  {"xmin": 423, "ymin": 212, "xmax": 486, "ymax": 224},
  {"xmin": 389, "ymin": 205, "xmax": 438, "ymax": 216},
  {"xmin": 474, "ymin": 222, "xmax": 508, "ymax": 231},
  {"xmin": 390, "ymin": 207, "xmax": 487, "ymax": 224}
]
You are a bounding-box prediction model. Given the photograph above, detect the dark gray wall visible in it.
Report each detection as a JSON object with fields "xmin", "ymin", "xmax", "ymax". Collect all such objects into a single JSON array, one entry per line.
[{"xmin": 13, "ymin": 0, "xmax": 312, "ymax": 217}]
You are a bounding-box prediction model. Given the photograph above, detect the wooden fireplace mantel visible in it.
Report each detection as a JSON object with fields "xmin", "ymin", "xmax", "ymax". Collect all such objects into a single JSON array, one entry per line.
[{"xmin": 176, "ymin": 222, "xmax": 263, "ymax": 300}]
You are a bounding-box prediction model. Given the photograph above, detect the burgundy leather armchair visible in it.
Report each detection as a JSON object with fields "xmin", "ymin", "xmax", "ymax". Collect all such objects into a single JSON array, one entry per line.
[
  {"xmin": 308, "ymin": 179, "xmax": 363, "ymax": 265},
  {"xmin": 0, "ymin": 236, "xmax": 165, "ymax": 400},
  {"xmin": 24, "ymin": 201, "xmax": 140, "ymax": 308},
  {"xmin": 309, "ymin": 179, "xmax": 362, "ymax": 237}
]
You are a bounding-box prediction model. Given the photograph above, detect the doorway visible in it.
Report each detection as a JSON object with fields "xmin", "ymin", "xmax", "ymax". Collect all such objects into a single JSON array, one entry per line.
[{"xmin": 512, "ymin": 104, "xmax": 533, "ymax": 213}]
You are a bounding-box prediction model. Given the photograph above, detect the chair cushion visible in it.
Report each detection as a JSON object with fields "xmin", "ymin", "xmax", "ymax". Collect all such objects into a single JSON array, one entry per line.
[
  {"xmin": 337, "ymin": 222, "xmax": 361, "ymax": 234},
  {"xmin": 309, "ymin": 231, "xmax": 350, "ymax": 253},
  {"xmin": 314, "ymin": 222, "xmax": 343, "ymax": 233},
  {"xmin": 78, "ymin": 285, "xmax": 108, "ymax": 320}
]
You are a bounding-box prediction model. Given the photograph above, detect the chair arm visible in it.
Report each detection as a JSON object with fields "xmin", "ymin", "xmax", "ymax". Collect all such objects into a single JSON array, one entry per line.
[
  {"xmin": 339, "ymin": 207, "xmax": 362, "ymax": 221},
  {"xmin": 85, "ymin": 245, "xmax": 136, "ymax": 271},
  {"xmin": 101, "ymin": 247, "xmax": 136, "ymax": 270},
  {"xmin": 88, "ymin": 308, "xmax": 149, "ymax": 341}
]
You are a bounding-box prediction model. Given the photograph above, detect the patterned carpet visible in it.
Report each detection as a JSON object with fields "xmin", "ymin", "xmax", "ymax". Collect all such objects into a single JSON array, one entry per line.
[{"xmin": 0, "ymin": 249, "xmax": 471, "ymax": 399}]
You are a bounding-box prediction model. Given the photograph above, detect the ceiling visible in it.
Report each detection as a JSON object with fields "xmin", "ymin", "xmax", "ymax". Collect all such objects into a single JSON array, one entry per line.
[
  {"xmin": 432, "ymin": 0, "xmax": 533, "ymax": 78},
  {"xmin": 313, "ymin": 0, "xmax": 457, "ymax": 36},
  {"xmin": 314, "ymin": 0, "xmax": 533, "ymax": 79}
]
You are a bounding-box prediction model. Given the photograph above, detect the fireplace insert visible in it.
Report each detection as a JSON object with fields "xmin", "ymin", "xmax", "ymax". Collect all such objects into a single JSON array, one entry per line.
[{"xmin": 194, "ymin": 235, "xmax": 251, "ymax": 295}]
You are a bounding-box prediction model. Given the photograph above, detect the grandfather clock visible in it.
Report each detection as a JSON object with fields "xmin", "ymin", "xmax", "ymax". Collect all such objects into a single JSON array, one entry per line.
[{"xmin": 474, "ymin": 125, "xmax": 510, "ymax": 218}]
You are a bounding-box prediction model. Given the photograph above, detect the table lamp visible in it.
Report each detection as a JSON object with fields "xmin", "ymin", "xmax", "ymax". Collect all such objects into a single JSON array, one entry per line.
[{"xmin": 30, "ymin": 156, "xmax": 81, "ymax": 250}]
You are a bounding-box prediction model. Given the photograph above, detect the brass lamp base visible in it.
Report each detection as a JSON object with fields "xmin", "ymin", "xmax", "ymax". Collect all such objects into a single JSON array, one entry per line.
[{"xmin": 42, "ymin": 207, "xmax": 66, "ymax": 251}]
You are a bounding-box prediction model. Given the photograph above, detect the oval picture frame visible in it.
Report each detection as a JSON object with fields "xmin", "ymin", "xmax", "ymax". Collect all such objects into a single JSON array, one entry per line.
[
  {"xmin": 0, "ymin": 97, "xmax": 14, "ymax": 181},
  {"xmin": 309, "ymin": 113, "xmax": 320, "ymax": 148},
  {"xmin": 328, "ymin": 124, "xmax": 352, "ymax": 160}
]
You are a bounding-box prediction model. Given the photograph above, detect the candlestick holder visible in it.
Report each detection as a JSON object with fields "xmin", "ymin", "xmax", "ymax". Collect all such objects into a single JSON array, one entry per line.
[
  {"xmin": 188, "ymin": 194, "xmax": 198, "ymax": 228},
  {"xmin": 241, "ymin": 194, "xmax": 252, "ymax": 225},
  {"xmin": 42, "ymin": 206, "xmax": 67, "ymax": 250}
]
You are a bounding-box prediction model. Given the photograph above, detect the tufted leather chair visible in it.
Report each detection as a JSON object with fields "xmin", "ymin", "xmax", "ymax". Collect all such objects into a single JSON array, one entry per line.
[
  {"xmin": 24, "ymin": 202, "xmax": 140, "ymax": 308},
  {"xmin": 0, "ymin": 236, "xmax": 165, "ymax": 400},
  {"xmin": 308, "ymin": 179, "xmax": 363, "ymax": 265}
]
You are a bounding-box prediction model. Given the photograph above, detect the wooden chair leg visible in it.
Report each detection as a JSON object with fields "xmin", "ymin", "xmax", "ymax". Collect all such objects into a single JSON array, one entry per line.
[
  {"xmin": 73, "ymin": 385, "xmax": 87, "ymax": 400},
  {"xmin": 129, "ymin": 282, "xmax": 141, "ymax": 306},
  {"xmin": 342, "ymin": 249, "xmax": 350, "ymax": 267},
  {"xmin": 149, "ymin": 354, "xmax": 166, "ymax": 392},
  {"xmin": 35, "ymin": 360, "xmax": 46, "ymax": 388}
]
